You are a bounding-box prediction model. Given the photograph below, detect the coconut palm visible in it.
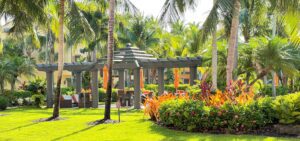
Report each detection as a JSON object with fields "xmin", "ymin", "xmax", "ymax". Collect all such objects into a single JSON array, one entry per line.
[
  {"xmin": 50, "ymin": 0, "xmax": 65, "ymax": 120},
  {"xmin": 117, "ymin": 15, "xmax": 160, "ymax": 50},
  {"xmin": 104, "ymin": 0, "xmax": 115, "ymax": 120}
]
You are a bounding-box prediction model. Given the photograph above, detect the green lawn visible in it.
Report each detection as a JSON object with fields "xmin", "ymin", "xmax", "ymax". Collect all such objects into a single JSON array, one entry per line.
[{"xmin": 0, "ymin": 107, "xmax": 298, "ymax": 141}]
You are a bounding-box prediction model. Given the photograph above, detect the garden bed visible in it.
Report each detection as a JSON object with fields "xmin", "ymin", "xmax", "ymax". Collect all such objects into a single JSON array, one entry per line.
[
  {"xmin": 144, "ymin": 82, "xmax": 300, "ymax": 139},
  {"xmin": 158, "ymin": 123, "xmax": 300, "ymax": 138}
]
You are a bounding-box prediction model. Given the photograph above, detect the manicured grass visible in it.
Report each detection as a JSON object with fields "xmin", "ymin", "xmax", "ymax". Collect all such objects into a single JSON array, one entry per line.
[{"xmin": 0, "ymin": 107, "xmax": 297, "ymax": 141}]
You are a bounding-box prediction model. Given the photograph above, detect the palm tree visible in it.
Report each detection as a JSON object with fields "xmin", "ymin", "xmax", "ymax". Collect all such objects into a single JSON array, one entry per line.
[
  {"xmin": 248, "ymin": 37, "xmax": 300, "ymax": 86},
  {"xmin": 0, "ymin": 58, "xmax": 12, "ymax": 94},
  {"xmin": 211, "ymin": 0, "xmax": 218, "ymax": 90},
  {"xmin": 118, "ymin": 15, "xmax": 159, "ymax": 50},
  {"xmin": 225, "ymin": 0, "xmax": 240, "ymax": 86},
  {"xmin": 7, "ymin": 56, "xmax": 35, "ymax": 93},
  {"xmin": 50, "ymin": 0, "xmax": 65, "ymax": 120},
  {"xmin": 104, "ymin": 0, "xmax": 115, "ymax": 120},
  {"xmin": 160, "ymin": 0, "xmax": 235, "ymax": 87}
]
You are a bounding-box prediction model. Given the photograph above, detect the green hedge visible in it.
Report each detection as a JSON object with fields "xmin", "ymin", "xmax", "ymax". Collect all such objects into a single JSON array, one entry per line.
[
  {"xmin": 159, "ymin": 99, "xmax": 273, "ymax": 132},
  {"xmin": 272, "ymin": 92, "xmax": 300, "ymax": 124},
  {"xmin": 98, "ymin": 88, "xmax": 118, "ymax": 102},
  {"xmin": 158, "ymin": 92, "xmax": 300, "ymax": 132},
  {"xmin": 144, "ymin": 84, "xmax": 190, "ymax": 94},
  {"xmin": 2, "ymin": 90, "xmax": 33, "ymax": 106}
]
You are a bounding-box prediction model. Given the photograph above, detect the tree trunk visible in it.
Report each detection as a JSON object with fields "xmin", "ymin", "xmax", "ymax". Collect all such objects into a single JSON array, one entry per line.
[
  {"xmin": 211, "ymin": 27, "xmax": 218, "ymax": 90},
  {"xmin": 104, "ymin": 0, "xmax": 115, "ymax": 120},
  {"xmin": 248, "ymin": 67, "xmax": 271, "ymax": 87},
  {"xmin": 271, "ymin": 71, "xmax": 276, "ymax": 97},
  {"xmin": 0, "ymin": 81, "xmax": 4, "ymax": 94},
  {"xmin": 226, "ymin": 0, "xmax": 240, "ymax": 86},
  {"xmin": 52, "ymin": 0, "xmax": 64, "ymax": 119},
  {"xmin": 10, "ymin": 77, "xmax": 17, "ymax": 93}
]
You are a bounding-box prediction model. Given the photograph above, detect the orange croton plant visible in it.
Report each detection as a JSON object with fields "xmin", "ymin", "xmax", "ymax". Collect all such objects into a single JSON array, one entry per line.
[{"xmin": 144, "ymin": 93, "xmax": 189, "ymax": 121}]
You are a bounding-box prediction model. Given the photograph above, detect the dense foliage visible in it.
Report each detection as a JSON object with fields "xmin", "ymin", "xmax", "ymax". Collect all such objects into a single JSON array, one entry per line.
[
  {"xmin": 98, "ymin": 88, "xmax": 118, "ymax": 102},
  {"xmin": 145, "ymin": 91, "xmax": 300, "ymax": 132},
  {"xmin": 0, "ymin": 96, "xmax": 8, "ymax": 110}
]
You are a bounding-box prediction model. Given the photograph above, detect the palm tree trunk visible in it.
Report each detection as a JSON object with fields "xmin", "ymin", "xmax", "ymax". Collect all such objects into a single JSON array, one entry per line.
[
  {"xmin": 211, "ymin": 28, "xmax": 218, "ymax": 90},
  {"xmin": 226, "ymin": 0, "xmax": 240, "ymax": 86},
  {"xmin": 10, "ymin": 77, "xmax": 17, "ymax": 93},
  {"xmin": 271, "ymin": 15, "xmax": 277, "ymax": 96},
  {"xmin": 104, "ymin": 0, "xmax": 115, "ymax": 120},
  {"xmin": 52, "ymin": 0, "xmax": 65, "ymax": 119},
  {"xmin": 0, "ymin": 81, "xmax": 4, "ymax": 94},
  {"xmin": 271, "ymin": 71, "xmax": 276, "ymax": 97}
]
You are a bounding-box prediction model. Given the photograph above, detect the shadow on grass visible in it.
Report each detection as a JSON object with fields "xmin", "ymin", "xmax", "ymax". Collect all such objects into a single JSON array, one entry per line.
[
  {"xmin": 51, "ymin": 126, "xmax": 106, "ymax": 141},
  {"xmin": 0, "ymin": 122, "xmax": 39, "ymax": 133}
]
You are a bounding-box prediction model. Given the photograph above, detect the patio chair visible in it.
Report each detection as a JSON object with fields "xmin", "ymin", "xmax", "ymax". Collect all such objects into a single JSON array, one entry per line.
[{"xmin": 60, "ymin": 95, "xmax": 72, "ymax": 108}]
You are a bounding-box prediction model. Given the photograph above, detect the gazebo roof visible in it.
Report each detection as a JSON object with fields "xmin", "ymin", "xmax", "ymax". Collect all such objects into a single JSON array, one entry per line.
[{"xmin": 98, "ymin": 43, "xmax": 156, "ymax": 63}]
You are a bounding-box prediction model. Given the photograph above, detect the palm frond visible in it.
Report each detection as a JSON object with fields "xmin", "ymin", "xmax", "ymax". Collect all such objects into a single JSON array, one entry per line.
[
  {"xmin": 200, "ymin": 0, "xmax": 233, "ymax": 43},
  {"xmin": 159, "ymin": 0, "xmax": 198, "ymax": 23}
]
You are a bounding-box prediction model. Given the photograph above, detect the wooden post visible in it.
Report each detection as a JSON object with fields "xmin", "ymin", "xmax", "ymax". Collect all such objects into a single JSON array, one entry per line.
[
  {"xmin": 189, "ymin": 66, "xmax": 197, "ymax": 86},
  {"xmin": 46, "ymin": 71, "xmax": 54, "ymax": 108},
  {"xmin": 74, "ymin": 71, "xmax": 82, "ymax": 94},
  {"xmin": 133, "ymin": 68, "xmax": 141, "ymax": 109},
  {"xmin": 118, "ymin": 69, "xmax": 125, "ymax": 90},
  {"xmin": 158, "ymin": 68, "xmax": 165, "ymax": 95},
  {"xmin": 91, "ymin": 69, "xmax": 99, "ymax": 108}
]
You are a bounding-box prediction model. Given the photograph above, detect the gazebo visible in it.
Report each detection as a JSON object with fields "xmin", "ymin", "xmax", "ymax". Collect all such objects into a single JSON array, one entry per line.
[{"xmin": 36, "ymin": 44, "xmax": 202, "ymax": 109}]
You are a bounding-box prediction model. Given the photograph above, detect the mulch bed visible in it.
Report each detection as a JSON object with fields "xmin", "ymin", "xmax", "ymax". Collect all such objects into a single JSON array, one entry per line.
[
  {"xmin": 157, "ymin": 122, "xmax": 300, "ymax": 138},
  {"xmin": 88, "ymin": 119, "xmax": 119, "ymax": 126}
]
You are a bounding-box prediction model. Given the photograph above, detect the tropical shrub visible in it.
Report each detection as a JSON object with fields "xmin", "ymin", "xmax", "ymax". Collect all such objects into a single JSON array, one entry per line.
[
  {"xmin": 2, "ymin": 90, "xmax": 33, "ymax": 106},
  {"xmin": 61, "ymin": 87, "xmax": 75, "ymax": 95},
  {"xmin": 25, "ymin": 78, "xmax": 46, "ymax": 94},
  {"xmin": 259, "ymin": 85, "xmax": 289, "ymax": 96},
  {"xmin": 31, "ymin": 94, "xmax": 45, "ymax": 108},
  {"xmin": 144, "ymin": 84, "xmax": 158, "ymax": 93},
  {"xmin": 98, "ymin": 88, "xmax": 118, "ymax": 102},
  {"xmin": 159, "ymin": 99, "xmax": 274, "ymax": 132},
  {"xmin": 272, "ymin": 92, "xmax": 300, "ymax": 124},
  {"xmin": 0, "ymin": 96, "xmax": 8, "ymax": 110},
  {"xmin": 144, "ymin": 93, "xmax": 188, "ymax": 121},
  {"xmin": 200, "ymin": 80, "xmax": 255, "ymax": 107},
  {"xmin": 144, "ymin": 84, "xmax": 190, "ymax": 94}
]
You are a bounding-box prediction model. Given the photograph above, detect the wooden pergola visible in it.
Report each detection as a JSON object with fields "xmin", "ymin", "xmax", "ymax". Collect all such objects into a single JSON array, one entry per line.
[{"xmin": 36, "ymin": 44, "xmax": 202, "ymax": 109}]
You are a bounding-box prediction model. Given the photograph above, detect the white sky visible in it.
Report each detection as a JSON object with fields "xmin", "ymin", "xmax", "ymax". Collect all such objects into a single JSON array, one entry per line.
[{"xmin": 130, "ymin": 0, "xmax": 213, "ymax": 24}]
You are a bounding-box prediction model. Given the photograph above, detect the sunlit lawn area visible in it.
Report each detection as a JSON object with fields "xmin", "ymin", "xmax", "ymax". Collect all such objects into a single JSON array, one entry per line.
[{"xmin": 0, "ymin": 107, "xmax": 297, "ymax": 141}]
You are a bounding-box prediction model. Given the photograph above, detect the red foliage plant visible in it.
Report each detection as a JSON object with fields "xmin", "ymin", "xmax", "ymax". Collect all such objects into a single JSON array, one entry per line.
[
  {"xmin": 200, "ymin": 80, "xmax": 254, "ymax": 107},
  {"xmin": 144, "ymin": 93, "xmax": 189, "ymax": 121},
  {"xmin": 144, "ymin": 80, "xmax": 255, "ymax": 121}
]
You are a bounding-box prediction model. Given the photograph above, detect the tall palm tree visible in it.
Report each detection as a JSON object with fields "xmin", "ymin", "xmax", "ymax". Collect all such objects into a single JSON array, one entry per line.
[
  {"xmin": 211, "ymin": 0, "xmax": 218, "ymax": 90},
  {"xmin": 51, "ymin": 0, "xmax": 65, "ymax": 119},
  {"xmin": 104, "ymin": 0, "xmax": 115, "ymax": 120},
  {"xmin": 226, "ymin": 0, "xmax": 240, "ymax": 86},
  {"xmin": 160, "ymin": 0, "xmax": 234, "ymax": 87}
]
